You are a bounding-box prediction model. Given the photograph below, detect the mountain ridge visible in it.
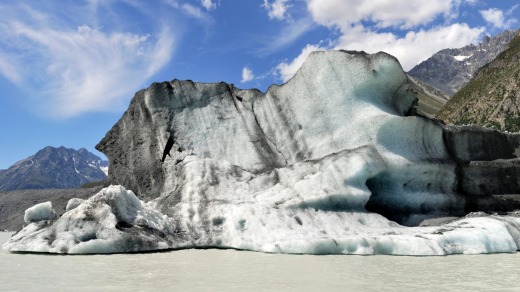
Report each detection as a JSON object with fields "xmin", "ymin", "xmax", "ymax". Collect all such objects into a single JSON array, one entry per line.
[
  {"xmin": 409, "ymin": 29, "xmax": 519, "ymax": 97},
  {"xmin": 436, "ymin": 31, "xmax": 520, "ymax": 131},
  {"xmin": 0, "ymin": 146, "xmax": 108, "ymax": 191}
]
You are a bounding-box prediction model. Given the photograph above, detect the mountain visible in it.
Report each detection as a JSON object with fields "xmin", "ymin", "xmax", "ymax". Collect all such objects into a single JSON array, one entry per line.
[
  {"xmin": 409, "ymin": 29, "xmax": 518, "ymax": 98},
  {"xmin": 436, "ymin": 31, "xmax": 520, "ymax": 131},
  {"xmin": 0, "ymin": 146, "xmax": 108, "ymax": 191},
  {"xmin": 7, "ymin": 51, "xmax": 520, "ymax": 255}
]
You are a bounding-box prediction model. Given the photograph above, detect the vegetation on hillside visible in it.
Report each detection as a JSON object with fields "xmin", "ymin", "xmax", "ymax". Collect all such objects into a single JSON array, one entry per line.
[{"xmin": 436, "ymin": 32, "xmax": 520, "ymax": 132}]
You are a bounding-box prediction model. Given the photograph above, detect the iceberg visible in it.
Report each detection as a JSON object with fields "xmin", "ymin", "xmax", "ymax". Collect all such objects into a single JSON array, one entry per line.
[
  {"xmin": 24, "ymin": 201, "xmax": 56, "ymax": 224},
  {"xmin": 4, "ymin": 50, "xmax": 520, "ymax": 255}
]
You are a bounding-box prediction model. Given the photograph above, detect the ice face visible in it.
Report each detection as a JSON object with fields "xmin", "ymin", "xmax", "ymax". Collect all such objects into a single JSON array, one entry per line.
[
  {"xmin": 5, "ymin": 50, "xmax": 520, "ymax": 255},
  {"xmin": 23, "ymin": 202, "xmax": 56, "ymax": 224}
]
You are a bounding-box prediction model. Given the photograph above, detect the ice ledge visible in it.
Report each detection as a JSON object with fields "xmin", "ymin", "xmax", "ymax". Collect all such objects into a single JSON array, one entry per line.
[{"xmin": 3, "ymin": 185, "xmax": 520, "ymax": 255}]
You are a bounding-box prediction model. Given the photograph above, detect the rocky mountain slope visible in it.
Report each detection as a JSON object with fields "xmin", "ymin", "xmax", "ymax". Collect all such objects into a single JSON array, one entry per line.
[
  {"xmin": 6, "ymin": 51, "xmax": 520, "ymax": 255},
  {"xmin": 436, "ymin": 32, "xmax": 520, "ymax": 131},
  {"xmin": 409, "ymin": 30, "xmax": 518, "ymax": 97},
  {"xmin": 0, "ymin": 146, "xmax": 108, "ymax": 191},
  {"xmin": 408, "ymin": 75, "xmax": 451, "ymax": 118}
]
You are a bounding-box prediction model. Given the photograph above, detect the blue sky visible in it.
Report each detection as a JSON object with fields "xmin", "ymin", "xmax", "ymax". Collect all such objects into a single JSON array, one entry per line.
[{"xmin": 0, "ymin": 0, "xmax": 518, "ymax": 169}]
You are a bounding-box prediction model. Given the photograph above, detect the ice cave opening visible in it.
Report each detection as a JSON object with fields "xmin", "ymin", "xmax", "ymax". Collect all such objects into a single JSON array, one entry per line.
[{"xmin": 364, "ymin": 169, "xmax": 468, "ymax": 227}]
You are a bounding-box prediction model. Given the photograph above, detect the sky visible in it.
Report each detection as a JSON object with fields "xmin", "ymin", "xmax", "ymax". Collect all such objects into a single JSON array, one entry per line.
[{"xmin": 0, "ymin": 0, "xmax": 518, "ymax": 169}]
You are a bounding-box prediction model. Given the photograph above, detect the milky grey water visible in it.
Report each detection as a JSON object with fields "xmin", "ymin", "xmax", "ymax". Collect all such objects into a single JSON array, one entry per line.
[{"xmin": 1, "ymin": 232, "xmax": 520, "ymax": 291}]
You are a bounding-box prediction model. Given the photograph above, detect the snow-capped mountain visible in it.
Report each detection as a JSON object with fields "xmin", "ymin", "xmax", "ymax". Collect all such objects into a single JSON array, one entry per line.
[
  {"xmin": 0, "ymin": 146, "xmax": 108, "ymax": 191},
  {"xmin": 409, "ymin": 29, "xmax": 518, "ymax": 96},
  {"xmin": 437, "ymin": 31, "xmax": 520, "ymax": 131}
]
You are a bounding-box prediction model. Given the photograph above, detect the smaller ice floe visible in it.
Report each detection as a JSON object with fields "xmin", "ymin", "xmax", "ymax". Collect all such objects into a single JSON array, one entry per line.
[
  {"xmin": 24, "ymin": 202, "xmax": 56, "ymax": 224},
  {"xmin": 65, "ymin": 198, "xmax": 85, "ymax": 211},
  {"xmin": 4, "ymin": 186, "xmax": 176, "ymax": 254},
  {"xmin": 453, "ymin": 55, "xmax": 472, "ymax": 61}
]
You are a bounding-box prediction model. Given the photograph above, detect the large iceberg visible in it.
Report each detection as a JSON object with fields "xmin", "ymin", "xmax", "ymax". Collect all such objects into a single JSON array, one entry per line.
[{"xmin": 4, "ymin": 50, "xmax": 520, "ymax": 255}]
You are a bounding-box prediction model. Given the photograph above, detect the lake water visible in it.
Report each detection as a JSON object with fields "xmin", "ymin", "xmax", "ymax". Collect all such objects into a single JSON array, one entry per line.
[{"xmin": 1, "ymin": 232, "xmax": 520, "ymax": 291}]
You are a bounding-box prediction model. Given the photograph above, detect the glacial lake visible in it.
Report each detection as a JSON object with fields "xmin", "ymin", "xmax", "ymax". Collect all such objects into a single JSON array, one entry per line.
[{"xmin": 1, "ymin": 232, "xmax": 520, "ymax": 291}]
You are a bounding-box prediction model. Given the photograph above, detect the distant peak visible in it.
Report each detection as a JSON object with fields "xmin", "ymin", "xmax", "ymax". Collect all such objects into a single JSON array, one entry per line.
[{"xmin": 0, "ymin": 145, "xmax": 108, "ymax": 190}]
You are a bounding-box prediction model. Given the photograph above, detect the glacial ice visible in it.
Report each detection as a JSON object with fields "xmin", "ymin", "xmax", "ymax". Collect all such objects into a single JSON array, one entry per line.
[
  {"xmin": 65, "ymin": 198, "xmax": 85, "ymax": 211},
  {"xmin": 5, "ymin": 186, "xmax": 175, "ymax": 254},
  {"xmin": 4, "ymin": 50, "xmax": 520, "ymax": 255},
  {"xmin": 23, "ymin": 201, "xmax": 56, "ymax": 224},
  {"xmin": 5, "ymin": 185, "xmax": 520, "ymax": 255}
]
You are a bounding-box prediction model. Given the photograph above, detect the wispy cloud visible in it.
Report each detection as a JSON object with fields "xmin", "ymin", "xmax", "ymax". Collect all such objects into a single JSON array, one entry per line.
[
  {"xmin": 181, "ymin": 3, "xmax": 211, "ymax": 22},
  {"xmin": 0, "ymin": 53, "xmax": 22, "ymax": 85},
  {"xmin": 165, "ymin": 0, "xmax": 214, "ymax": 24},
  {"xmin": 201, "ymin": 0, "xmax": 218, "ymax": 11},
  {"xmin": 0, "ymin": 1, "xmax": 177, "ymax": 118},
  {"xmin": 254, "ymin": 17, "xmax": 315, "ymax": 55}
]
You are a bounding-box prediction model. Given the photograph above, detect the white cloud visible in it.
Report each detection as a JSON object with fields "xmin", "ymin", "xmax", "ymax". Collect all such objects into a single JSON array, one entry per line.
[
  {"xmin": 201, "ymin": 0, "xmax": 218, "ymax": 11},
  {"xmin": 307, "ymin": 0, "xmax": 453, "ymax": 29},
  {"xmin": 480, "ymin": 7, "xmax": 517, "ymax": 29},
  {"xmin": 480, "ymin": 8, "xmax": 506, "ymax": 28},
  {"xmin": 276, "ymin": 24, "xmax": 484, "ymax": 81},
  {"xmin": 274, "ymin": 0, "xmax": 486, "ymax": 82},
  {"xmin": 335, "ymin": 23, "xmax": 484, "ymax": 70},
  {"xmin": 241, "ymin": 67, "xmax": 255, "ymax": 83},
  {"xmin": 277, "ymin": 44, "xmax": 324, "ymax": 82},
  {"xmin": 263, "ymin": 0, "xmax": 291, "ymax": 21},
  {"xmin": 0, "ymin": 3, "xmax": 176, "ymax": 118}
]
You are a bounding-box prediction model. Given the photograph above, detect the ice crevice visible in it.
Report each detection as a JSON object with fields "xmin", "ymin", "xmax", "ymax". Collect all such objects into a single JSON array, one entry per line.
[
  {"xmin": 5, "ymin": 50, "xmax": 520, "ymax": 255},
  {"xmin": 251, "ymin": 99, "xmax": 289, "ymax": 167}
]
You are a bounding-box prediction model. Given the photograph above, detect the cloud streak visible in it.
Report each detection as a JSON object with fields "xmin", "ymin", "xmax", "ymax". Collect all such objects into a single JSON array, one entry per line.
[
  {"xmin": 0, "ymin": 1, "xmax": 177, "ymax": 118},
  {"xmin": 254, "ymin": 17, "xmax": 315, "ymax": 56},
  {"xmin": 0, "ymin": 53, "xmax": 22, "ymax": 85}
]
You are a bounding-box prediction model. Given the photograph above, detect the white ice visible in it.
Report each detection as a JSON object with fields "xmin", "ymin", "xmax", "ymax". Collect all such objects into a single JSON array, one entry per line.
[
  {"xmin": 5, "ymin": 185, "xmax": 520, "ymax": 255},
  {"xmin": 65, "ymin": 198, "xmax": 85, "ymax": 211},
  {"xmin": 23, "ymin": 202, "xmax": 56, "ymax": 224}
]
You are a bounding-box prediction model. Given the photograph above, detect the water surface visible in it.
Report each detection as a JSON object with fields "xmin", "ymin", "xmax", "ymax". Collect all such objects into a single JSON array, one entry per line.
[{"xmin": 1, "ymin": 232, "xmax": 519, "ymax": 291}]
